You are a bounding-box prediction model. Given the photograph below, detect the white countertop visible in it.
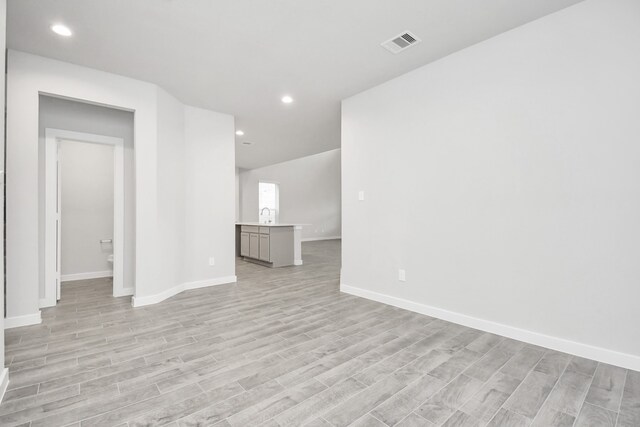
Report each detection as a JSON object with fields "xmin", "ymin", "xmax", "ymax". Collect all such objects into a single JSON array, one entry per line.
[{"xmin": 236, "ymin": 222, "xmax": 304, "ymax": 227}]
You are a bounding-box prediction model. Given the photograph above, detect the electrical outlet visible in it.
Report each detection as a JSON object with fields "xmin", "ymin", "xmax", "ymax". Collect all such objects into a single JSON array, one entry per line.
[
  {"xmin": 358, "ymin": 191, "xmax": 365, "ymax": 201},
  {"xmin": 208, "ymin": 257, "xmax": 215, "ymax": 266},
  {"xmin": 398, "ymin": 269, "xmax": 406, "ymax": 282}
]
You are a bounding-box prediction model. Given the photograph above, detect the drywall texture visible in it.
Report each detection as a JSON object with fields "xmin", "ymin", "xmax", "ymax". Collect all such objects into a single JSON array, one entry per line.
[
  {"xmin": 6, "ymin": 50, "xmax": 236, "ymax": 321},
  {"xmin": 59, "ymin": 141, "xmax": 114, "ymax": 277},
  {"xmin": 342, "ymin": 0, "xmax": 640, "ymax": 367},
  {"xmin": 39, "ymin": 96, "xmax": 135, "ymax": 287},
  {"xmin": 239, "ymin": 149, "xmax": 341, "ymax": 240}
]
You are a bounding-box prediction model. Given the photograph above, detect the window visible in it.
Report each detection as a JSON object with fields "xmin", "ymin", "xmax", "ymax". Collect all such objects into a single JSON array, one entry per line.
[{"xmin": 259, "ymin": 182, "xmax": 278, "ymax": 224}]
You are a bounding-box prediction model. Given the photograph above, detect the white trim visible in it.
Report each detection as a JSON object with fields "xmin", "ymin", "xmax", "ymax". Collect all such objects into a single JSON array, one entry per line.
[
  {"xmin": 0, "ymin": 368, "xmax": 9, "ymax": 404},
  {"xmin": 301, "ymin": 236, "xmax": 342, "ymax": 242},
  {"xmin": 132, "ymin": 276, "xmax": 237, "ymax": 308},
  {"xmin": 39, "ymin": 298, "xmax": 53, "ymax": 309},
  {"xmin": 182, "ymin": 277, "xmax": 237, "ymax": 291},
  {"xmin": 61, "ymin": 271, "xmax": 113, "ymax": 282},
  {"xmin": 56, "ymin": 144, "xmax": 61, "ymax": 301},
  {"xmin": 114, "ymin": 287, "xmax": 135, "ymax": 298},
  {"xmin": 131, "ymin": 285, "xmax": 183, "ymax": 308},
  {"xmin": 43, "ymin": 130, "xmax": 58, "ymax": 308},
  {"xmin": 45, "ymin": 128, "xmax": 127, "ymax": 307},
  {"xmin": 340, "ymin": 283, "xmax": 640, "ymax": 372},
  {"xmin": 294, "ymin": 260, "xmax": 304, "ymax": 266},
  {"xmin": 112, "ymin": 138, "xmax": 125, "ymax": 299},
  {"xmin": 5, "ymin": 312, "xmax": 42, "ymax": 329}
]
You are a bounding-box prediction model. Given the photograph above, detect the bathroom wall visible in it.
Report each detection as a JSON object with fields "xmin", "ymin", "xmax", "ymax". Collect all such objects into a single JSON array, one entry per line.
[
  {"xmin": 38, "ymin": 96, "xmax": 135, "ymax": 291},
  {"xmin": 59, "ymin": 141, "xmax": 115, "ymax": 279},
  {"xmin": 239, "ymin": 148, "xmax": 341, "ymax": 240}
]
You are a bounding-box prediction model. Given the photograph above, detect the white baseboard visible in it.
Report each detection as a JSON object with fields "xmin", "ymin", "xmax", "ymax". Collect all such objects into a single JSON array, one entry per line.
[
  {"xmin": 61, "ymin": 270, "xmax": 113, "ymax": 282},
  {"xmin": 0, "ymin": 368, "xmax": 9, "ymax": 404},
  {"xmin": 182, "ymin": 276, "xmax": 237, "ymax": 291},
  {"xmin": 340, "ymin": 283, "xmax": 640, "ymax": 372},
  {"xmin": 5, "ymin": 311, "xmax": 42, "ymax": 329},
  {"xmin": 39, "ymin": 297, "xmax": 56, "ymax": 309},
  {"xmin": 114, "ymin": 287, "xmax": 135, "ymax": 298},
  {"xmin": 302, "ymin": 236, "xmax": 342, "ymax": 242},
  {"xmin": 132, "ymin": 275, "xmax": 237, "ymax": 308}
]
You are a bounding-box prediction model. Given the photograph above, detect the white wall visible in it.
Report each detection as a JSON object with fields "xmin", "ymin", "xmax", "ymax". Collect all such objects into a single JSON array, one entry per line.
[
  {"xmin": 235, "ymin": 167, "xmax": 242, "ymax": 222},
  {"xmin": 154, "ymin": 87, "xmax": 186, "ymax": 297},
  {"xmin": 0, "ymin": 0, "xmax": 8, "ymax": 402},
  {"xmin": 342, "ymin": 0, "xmax": 640, "ymax": 370},
  {"xmin": 60, "ymin": 141, "xmax": 114, "ymax": 277},
  {"xmin": 183, "ymin": 106, "xmax": 236, "ymax": 285},
  {"xmin": 38, "ymin": 95, "xmax": 135, "ymax": 287},
  {"xmin": 6, "ymin": 50, "xmax": 157, "ymax": 323},
  {"xmin": 6, "ymin": 50, "xmax": 236, "ymax": 321},
  {"xmin": 239, "ymin": 149, "xmax": 341, "ymax": 240}
]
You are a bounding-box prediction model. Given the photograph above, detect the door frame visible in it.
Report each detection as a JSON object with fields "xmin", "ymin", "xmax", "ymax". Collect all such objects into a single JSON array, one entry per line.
[{"xmin": 43, "ymin": 128, "xmax": 126, "ymax": 307}]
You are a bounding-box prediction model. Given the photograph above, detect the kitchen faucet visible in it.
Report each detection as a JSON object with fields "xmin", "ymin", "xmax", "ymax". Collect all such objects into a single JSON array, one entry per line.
[{"xmin": 260, "ymin": 207, "xmax": 272, "ymax": 223}]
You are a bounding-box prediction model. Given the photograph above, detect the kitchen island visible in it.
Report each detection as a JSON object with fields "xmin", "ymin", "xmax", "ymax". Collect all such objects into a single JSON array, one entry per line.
[{"xmin": 235, "ymin": 223, "xmax": 303, "ymax": 267}]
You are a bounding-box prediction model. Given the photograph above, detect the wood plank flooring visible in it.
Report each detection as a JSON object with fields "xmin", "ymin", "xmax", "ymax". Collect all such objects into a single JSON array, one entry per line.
[{"xmin": 2, "ymin": 240, "xmax": 639, "ymax": 426}]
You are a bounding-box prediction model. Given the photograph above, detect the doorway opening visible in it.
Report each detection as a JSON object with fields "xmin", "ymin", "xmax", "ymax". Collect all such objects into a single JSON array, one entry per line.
[{"xmin": 43, "ymin": 129, "xmax": 126, "ymax": 306}]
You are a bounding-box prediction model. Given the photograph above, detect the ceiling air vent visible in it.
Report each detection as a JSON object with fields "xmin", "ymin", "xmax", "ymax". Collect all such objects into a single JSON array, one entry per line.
[{"xmin": 381, "ymin": 31, "xmax": 421, "ymax": 54}]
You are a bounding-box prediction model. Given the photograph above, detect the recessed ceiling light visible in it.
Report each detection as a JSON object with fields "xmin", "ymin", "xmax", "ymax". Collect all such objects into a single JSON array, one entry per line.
[
  {"xmin": 235, "ymin": 130, "xmax": 244, "ymax": 136},
  {"xmin": 51, "ymin": 24, "xmax": 73, "ymax": 37},
  {"xmin": 281, "ymin": 95, "xmax": 293, "ymax": 104}
]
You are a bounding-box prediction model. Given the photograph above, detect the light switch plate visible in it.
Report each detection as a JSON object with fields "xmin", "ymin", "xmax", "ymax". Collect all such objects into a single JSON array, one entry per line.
[
  {"xmin": 209, "ymin": 257, "xmax": 215, "ymax": 266},
  {"xmin": 398, "ymin": 269, "xmax": 406, "ymax": 282},
  {"xmin": 358, "ymin": 191, "xmax": 365, "ymax": 201}
]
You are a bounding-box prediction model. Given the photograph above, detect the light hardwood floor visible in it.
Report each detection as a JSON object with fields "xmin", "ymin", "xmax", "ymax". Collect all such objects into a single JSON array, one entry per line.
[{"xmin": 2, "ymin": 240, "xmax": 639, "ymax": 426}]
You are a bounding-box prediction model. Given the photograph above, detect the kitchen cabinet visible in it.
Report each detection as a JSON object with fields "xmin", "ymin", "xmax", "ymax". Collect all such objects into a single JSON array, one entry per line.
[
  {"xmin": 240, "ymin": 232, "xmax": 250, "ymax": 257},
  {"xmin": 249, "ymin": 233, "xmax": 259, "ymax": 259},
  {"xmin": 259, "ymin": 234, "xmax": 270, "ymax": 261},
  {"xmin": 236, "ymin": 223, "xmax": 303, "ymax": 267}
]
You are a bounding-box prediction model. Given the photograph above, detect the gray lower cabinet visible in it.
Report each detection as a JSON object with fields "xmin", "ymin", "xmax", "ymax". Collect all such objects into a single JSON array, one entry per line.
[
  {"xmin": 238, "ymin": 224, "xmax": 297, "ymax": 267},
  {"xmin": 249, "ymin": 233, "xmax": 260, "ymax": 259},
  {"xmin": 259, "ymin": 234, "xmax": 270, "ymax": 261},
  {"xmin": 240, "ymin": 232, "xmax": 250, "ymax": 257}
]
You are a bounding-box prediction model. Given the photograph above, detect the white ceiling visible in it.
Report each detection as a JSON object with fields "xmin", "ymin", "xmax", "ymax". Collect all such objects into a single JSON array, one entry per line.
[{"xmin": 7, "ymin": 0, "xmax": 583, "ymax": 169}]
